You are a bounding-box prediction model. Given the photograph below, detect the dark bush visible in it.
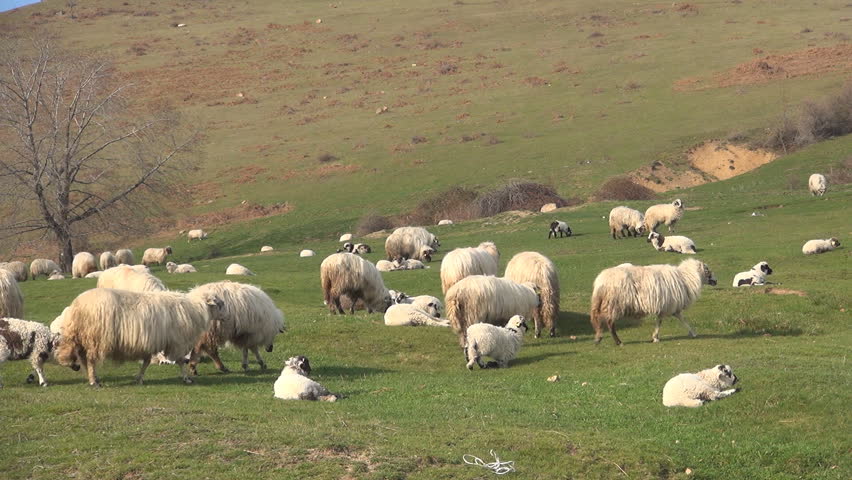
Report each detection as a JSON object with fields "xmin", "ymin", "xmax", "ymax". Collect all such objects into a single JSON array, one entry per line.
[
  {"xmin": 593, "ymin": 176, "xmax": 656, "ymax": 201},
  {"xmin": 763, "ymin": 83, "xmax": 852, "ymax": 152},
  {"xmin": 355, "ymin": 213, "xmax": 395, "ymax": 235},
  {"xmin": 317, "ymin": 153, "xmax": 338, "ymax": 163},
  {"xmin": 475, "ymin": 181, "xmax": 575, "ymax": 217}
]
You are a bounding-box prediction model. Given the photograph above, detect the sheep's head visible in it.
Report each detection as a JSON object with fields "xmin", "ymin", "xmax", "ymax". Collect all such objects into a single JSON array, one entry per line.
[
  {"xmin": 420, "ymin": 246, "xmax": 435, "ymax": 262},
  {"xmin": 708, "ymin": 364, "xmax": 738, "ymax": 389},
  {"xmin": 635, "ymin": 222, "xmax": 646, "ymax": 235},
  {"xmin": 388, "ymin": 290, "xmax": 409, "ymax": 304},
  {"xmin": 755, "ymin": 261, "xmax": 773, "ymax": 275},
  {"xmin": 373, "ymin": 292, "xmax": 393, "ymax": 313},
  {"xmin": 830, "ymin": 237, "xmax": 841, "ymax": 247},
  {"xmin": 165, "ymin": 246, "xmax": 173, "ymax": 255},
  {"xmin": 700, "ymin": 262, "xmax": 717, "ymax": 286},
  {"xmin": 285, "ymin": 356, "xmax": 311, "ymax": 376},
  {"xmin": 672, "ymin": 199, "xmax": 683, "ymax": 209},
  {"xmin": 166, "ymin": 262, "xmax": 177, "ymax": 273},
  {"xmin": 430, "ymin": 236, "xmax": 441, "ymax": 249},
  {"xmin": 505, "ymin": 315, "xmax": 528, "ymax": 334},
  {"xmin": 647, "ymin": 232, "xmax": 663, "ymax": 248}
]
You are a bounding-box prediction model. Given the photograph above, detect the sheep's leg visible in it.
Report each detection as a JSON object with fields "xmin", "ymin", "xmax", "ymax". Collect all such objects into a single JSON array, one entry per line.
[
  {"xmin": 652, "ymin": 316, "xmax": 663, "ymax": 343},
  {"xmin": 205, "ymin": 345, "xmax": 229, "ymax": 373},
  {"xmin": 32, "ymin": 353, "xmax": 49, "ymax": 386},
  {"xmin": 135, "ymin": 357, "xmax": 151, "ymax": 385},
  {"xmin": 332, "ymin": 296, "xmax": 345, "ymax": 315},
  {"xmin": 250, "ymin": 346, "xmax": 266, "ymax": 371},
  {"xmin": 707, "ymin": 388, "xmax": 740, "ymax": 402},
  {"xmin": 674, "ymin": 312, "xmax": 697, "ymax": 338},
  {"xmin": 241, "ymin": 349, "xmax": 250, "ymax": 371},
  {"xmin": 608, "ymin": 319, "xmax": 623, "ymax": 346},
  {"xmin": 177, "ymin": 358, "xmax": 193, "ymax": 384},
  {"xmin": 84, "ymin": 357, "xmax": 100, "ymax": 387},
  {"xmin": 533, "ymin": 312, "xmax": 543, "ymax": 338},
  {"xmin": 679, "ymin": 398, "xmax": 706, "ymax": 408}
]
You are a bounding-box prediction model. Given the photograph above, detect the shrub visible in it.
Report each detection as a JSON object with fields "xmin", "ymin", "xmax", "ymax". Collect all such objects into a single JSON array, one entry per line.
[
  {"xmin": 355, "ymin": 213, "xmax": 395, "ymax": 235},
  {"xmin": 317, "ymin": 153, "xmax": 338, "ymax": 163},
  {"xmin": 763, "ymin": 83, "xmax": 852, "ymax": 152},
  {"xmin": 593, "ymin": 176, "xmax": 656, "ymax": 201},
  {"xmin": 475, "ymin": 181, "xmax": 575, "ymax": 217},
  {"xmin": 825, "ymin": 156, "xmax": 852, "ymax": 186}
]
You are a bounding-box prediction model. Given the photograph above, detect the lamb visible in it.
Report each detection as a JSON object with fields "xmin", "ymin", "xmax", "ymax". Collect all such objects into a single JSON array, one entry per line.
[
  {"xmin": 141, "ymin": 246, "xmax": 173, "ymax": 266},
  {"xmin": 30, "ymin": 258, "xmax": 61, "ymax": 280},
  {"xmin": 188, "ymin": 281, "xmax": 285, "ymax": 374},
  {"xmin": 808, "ymin": 173, "xmax": 827, "ymax": 196},
  {"xmin": 376, "ymin": 259, "xmax": 397, "ymax": 272},
  {"xmin": 99, "ymin": 251, "xmax": 117, "ymax": 271},
  {"xmin": 503, "ymin": 251, "xmax": 560, "ymax": 338},
  {"xmin": 644, "ymin": 199, "xmax": 684, "ymax": 233},
  {"xmin": 115, "ymin": 249, "xmax": 135, "ymax": 265},
  {"xmin": 608, "ymin": 206, "xmax": 646, "ymax": 239},
  {"xmin": 72, "ymin": 252, "xmax": 98, "ymax": 278},
  {"xmin": 98, "ymin": 265, "xmax": 166, "ymax": 292},
  {"xmin": 590, "ymin": 258, "xmax": 717, "ymax": 345},
  {"xmin": 187, "ymin": 229, "xmax": 208, "ymax": 241},
  {"xmin": 320, "ymin": 253, "xmax": 392, "ymax": 314},
  {"xmin": 663, "ymin": 365, "xmax": 740, "ymax": 407},
  {"xmin": 84, "ymin": 271, "xmax": 102, "ymax": 279},
  {"xmin": 261, "ymin": 246, "xmax": 275, "ymax": 252},
  {"xmin": 440, "ymin": 242, "xmax": 500, "ymax": 294},
  {"xmin": 732, "ymin": 261, "xmax": 773, "ymax": 287},
  {"xmin": 0, "ymin": 270, "xmax": 24, "ymax": 318},
  {"xmin": 47, "ymin": 271, "xmax": 65, "ymax": 280},
  {"xmin": 384, "ymin": 226, "xmax": 440, "ymax": 261},
  {"xmin": 464, "ymin": 315, "xmax": 528, "ymax": 369},
  {"xmin": 445, "ymin": 275, "xmax": 540, "ymax": 347},
  {"xmin": 0, "ymin": 261, "xmax": 28, "ymax": 282},
  {"xmin": 438, "ymin": 219, "xmax": 454, "ymax": 225},
  {"xmin": 647, "ymin": 232, "xmax": 697, "ymax": 254},
  {"xmin": 353, "ymin": 243, "xmax": 372, "ymax": 254},
  {"xmin": 419, "ymin": 246, "xmax": 435, "ymax": 262},
  {"xmin": 394, "ymin": 258, "xmax": 425, "ymax": 270},
  {"xmin": 384, "ymin": 304, "xmax": 450, "ymax": 327},
  {"xmin": 226, "ymin": 263, "xmax": 256, "ymax": 276},
  {"xmin": 273, "ymin": 356, "xmax": 338, "ymax": 401},
  {"xmin": 337, "ymin": 242, "xmax": 354, "ymax": 253},
  {"xmin": 55, "ymin": 287, "xmax": 224, "ymax": 386},
  {"xmin": 339, "ymin": 233, "xmax": 353, "ymax": 242},
  {"xmin": 802, "ymin": 238, "xmax": 841, "ymax": 255},
  {"xmin": 0, "ymin": 318, "xmax": 67, "ymax": 387},
  {"xmin": 299, "ymin": 249, "xmax": 315, "ymax": 257},
  {"xmin": 166, "ymin": 262, "xmax": 197, "ymax": 274},
  {"xmin": 548, "ymin": 221, "xmax": 573, "ymax": 239},
  {"xmin": 399, "ymin": 295, "xmax": 443, "ymax": 317}
]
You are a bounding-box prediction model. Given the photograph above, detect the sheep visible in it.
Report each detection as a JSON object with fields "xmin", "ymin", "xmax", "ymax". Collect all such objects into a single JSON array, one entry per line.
[
  {"xmin": 226, "ymin": 263, "xmax": 255, "ymax": 276},
  {"xmin": 808, "ymin": 173, "xmax": 827, "ymax": 196},
  {"xmin": 376, "ymin": 259, "xmax": 397, "ymax": 272},
  {"xmin": 644, "ymin": 199, "xmax": 684, "ymax": 233},
  {"xmin": 384, "ymin": 226, "xmax": 440, "ymax": 261},
  {"xmin": 503, "ymin": 251, "xmax": 560, "ymax": 338},
  {"xmin": 187, "ymin": 229, "xmax": 208, "ymax": 241},
  {"xmin": 30, "ymin": 258, "xmax": 60, "ymax": 280},
  {"xmin": 384, "ymin": 304, "xmax": 450, "ymax": 327},
  {"xmin": 98, "ymin": 265, "xmax": 166, "ymax": 292},
  {"xmin": 273, "ymin": 356, "xmax": 338, "ymax": 401},
  {"xmin": 445, "ymin": 275, "xmax": 540, "ymax": 347},
  {"xmin": 663, "ymin": 365, "xmax": 740, "ymax": 407},
  {"xmin": 0, "ymin": 270, "xmax": 24, "ymax": 319},
  {"xmin": 387, "ymin": 289, "xmax": 410, "ymax": 305},
  {"xmin": 261, "ymin": 246, "xmax": 274, "ymax": 252},
  {"xmin": 141, "ymin": 246, "xmax": 173, "ymax": 266},
  {"xmin": 0, "ymin": 261, "xmax": 28, "ymax": 282},
  {"xmin": 732, "ymin": 261, "xmax": 773, "ymax": 287},
  {"xmin": 50, "ymin": 307, "xmax": 70, "ymax": 335},
  {"xmin": 438, "ymin": 219, "xmax": 454, "ymax": 225},
  {"xmin": 122, "ymin": 264, "xmax": 151, "ymax": 274},
  {"xmin": 337, "ymin": 242, "xmax": 354, "ymax": 253},
  {"xmin": 608, "ymin": 206, "xmax": 646, "ymax": 239},
  {"xmin": 320, "ymin": 253, "xmax": 392, "ymax": 314},
  {"xmin": 395, "ymin": 258, "xmax": 425, "ymax": 270},
  {"xmin": 548, "ymin": 221, "xmax": 572, "ymax": 239},
  {"xmin": 72, "ymin": 252, "xmax": 98, "ymax": 279},
  {"xmin": 55, "ymin": 287, "xmax": 224, "ymax": 386},
  {"xmin": 419, "ymin": 246, "xmax": 435, "ymax": 262},
  {"xmin": 188, "ymin": 281, "xmax": 285, "ymax": 374},
  {"xmin": 440, "ymin": 242, "xmax": 500, "ymax": 294},
  {"xmin": 590, "ymin": 258, "xmax": 717, "ymax": 346},
  {"xmin": 99, "ymin": 251, "xmax": 117, "ymax": 271},
  {"xmin": 84, "ymin": 271, "xmax": 102, "ymax": 279},
  {"xmin": 115, "ymin": 249, "xmax": 135, "ymax": 265},
  {"xmin": 0, "ymin": 318, "xmax": 67, "ymax": 387},
  {"xmin": 464, "ymin": 315, "xmax": 528, "ymax": 369},
  {"xmin": 647, "ymin": 232, "xmax": 697, "ymax": 254},
  {"xmin": 47, "ymin": 271, "xmax": 65, "ymax": 280},
  {"xmin": 353, "ymin": 243, "xmax": 372, "ymax": 254},
  {"xmin": 399, "ymin": 295, "xmax": 443, "ymax": 317},
  {"xmin": 339, "ymin": 233, "xmax": 353, "ymax": 242},
  {"xmin": 166, "ymin": 261, "xmax": 197, "ymax": 274},
  {"xmin": 802, "ymin": 238, "xmax": 841, "ymax": 255},
  {"xmin": 299, "ymin": 249, "xmax": 315, "ymax": 257}
]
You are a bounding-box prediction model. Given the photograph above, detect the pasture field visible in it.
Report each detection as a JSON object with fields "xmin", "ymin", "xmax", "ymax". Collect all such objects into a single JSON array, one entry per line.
[{"xmin": 1, "ymin": 138, "xmax": 850, "ymax": 479}]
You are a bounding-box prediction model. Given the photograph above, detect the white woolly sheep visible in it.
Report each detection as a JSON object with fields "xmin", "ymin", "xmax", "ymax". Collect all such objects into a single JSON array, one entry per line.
[
  {"xmin": 376, "ymin": 259, "xmax": 397, "ymax": 272},
  {"xmin": 608, "ymin": 206, "xmax": 645, "ymax": 239},
  {"xmin": 440, "ymin": 242, "xmax": 500, "ymax": 294},
  {"xmin": 384, "ymin": 226, "xmax": 440, "ymax": 261},
  {"xmin": 663, "ymin": 364, "xmax": 740, "ymax": 407},
  {"xmin": 115, "ymin": 249, "xmax": 135, "ymax": 265},
  {"xmin": 72, "ymin": 252, "xmax": 98, "ymax": 279},
  {"xmin": 644, "ymin": 199, "xmax": 684, "ymax": 233},
  {"xmin": 808, "ymin": 173, "xmax": 827, "ymax": 196},
  {"xmin": 395, "ymin": 258, "xmax": 426, "ymax": 270},
  {"xmin": 465, "ymin": 315, "xmax": 528, "ymax": 369},
  {"xmin": 438, "ymin": 219, "xmax": 454, "ymax": 225},
  {"xmin": 384, "ymin": 304, "xmax": 450, "ymax": 327},
  {"xmin": 84, "ymin": 271, "xmax": 102, "ymax": 279},
  {"xmin": 121, "ymin": 264, "xmax": 151, "ymax": 274},
  {"xmin": 732, "ymin": 261, "xmax": 773, "ymax": 287},
  {"xmin": 99, "ymin": 251, "xmax": 117, "ymax": 271},
  {"xmin": 339, "ymin": 233, "xmax": 353, "ymax": 242},
  {"xmin": 647, "ymin": 232, "xmax": 697, "ymax": 254},
  {"xmin": 261, "ymin": 246, "xmax": 274, "ymax": 252},
  {"xmin": 47, "ymin": 271, "xmax": 65, "ymax": 280},
  {"xmin": 273, "ymin": 356, "xmax": 338, "ymax": 401},
  {"xmin": 188, "ymin": 281, "xmax": 285, "ymax": 374},
  {"xmin": 299, "ymin": 249, "xmax": 315, "ymax": 257},
  {"xmin": 141, "ymin": 246, "xmax": 173, "ymax": 266},
  {"xmin": 98, "ymin": 265, "xmax": 166, "ymax": 292},
  {"xmin": 504, "ymin": 251, "xmax": 560, "ymax": 338},
  {"xmin": 353, "ymin": 243, "xmax": 372, "ymax": 254},
  {"xmin": 55, "ymin": 287, "xmax": 224, "ymax": 386},
  {"xmin": 166, "ymin": 261, "xmax": 197, "ymax": 274},
  {"xmin": 320, "ymin": 253, "xmax": 392, "ymax": 314},
  {"xmin": 337, "ymin": 242, "xmax": 354, "ymax": 253},
  {"xmin": 0, "ymin": 261, "xmax": 28, "ymax": 282},
  {"xmin": 226, "ymin": 263, "xmax": 255, "ymax": 276},
  {"xmin": 548, "ymin": 220, "xmax": 572, "ymax": 239},
  {"xmin": 30, "ymin": 258, "xmax": 61, "ymax": 280},
  {"xmin": 802, "ymin": 238, "xmax": 841, "ymax": 255},
  {"xmin": 590, "ymin": 258, "xmax": 717, "ymax": 345},
  {"xmin": 0, "ymin": 318, "xmax": 67, "ymax": 387},
  {"xmin": 446, "ymin": 275, "xmax": 540, "ymax": 347},
  {"xmin": 0, "ymin": 270, "xmax": 24, "ymax": 319},
  {"xmin": 187, "ymin": 229, "xmax": 208, "ymax": 241},
  {"xmin": 50, "ymin": 307, "xmax": 71, "ymax": 335},
  {"xmin": 399, "ymin": 295, "xmax": 443, "ymax": 317}
]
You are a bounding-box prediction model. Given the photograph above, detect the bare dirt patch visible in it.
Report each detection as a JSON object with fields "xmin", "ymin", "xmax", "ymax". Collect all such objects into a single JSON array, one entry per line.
[
  {"xmin": 764, "ymin": 287, "xmax": 807, "ymax": 297},
  {"xmin": 688, "ymin": 141, "xmax": 777, "ymax": 180},
  {"xmin": 630, "ymin": 162, "xmax": 708, "ymax": 192}
]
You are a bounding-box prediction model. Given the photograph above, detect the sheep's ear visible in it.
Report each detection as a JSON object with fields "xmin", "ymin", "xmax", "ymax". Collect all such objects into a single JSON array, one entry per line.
[{"xmin": 717, "ymin": 365, "xmax": 726, "ymax": 371}]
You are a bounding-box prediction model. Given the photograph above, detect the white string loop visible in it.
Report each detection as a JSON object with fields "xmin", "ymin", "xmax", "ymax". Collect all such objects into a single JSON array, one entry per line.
[{"xmin": 462, "ymin": 449, "xmax": 515, "ymax": 475}]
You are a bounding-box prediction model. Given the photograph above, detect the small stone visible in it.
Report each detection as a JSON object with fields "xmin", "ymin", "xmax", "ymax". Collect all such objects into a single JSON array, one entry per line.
[
  {"xmin": 581, "ymin": 381, "xmax": 588, "ymax": 386},
  {"xmin": 316, "ymin": 18, "xmax": 322, "ymax": 23},
  {"xmin": 569, "ymin": 335, "xmax": 577, "ymax": 340},
  {"xmin": 685, "ymin": 468, "xmax": 693, "ymax": 475},
  {"xmin": 547, "ymin": 375, "xmax": 560, "ymax": 383}
]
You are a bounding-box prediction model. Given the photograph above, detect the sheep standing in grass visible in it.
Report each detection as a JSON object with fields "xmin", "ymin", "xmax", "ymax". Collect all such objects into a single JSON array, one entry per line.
[
  {"xmin": 609, "ymin": 206, "xmax": 646, "ymax": 239},
  {"xmin": 0, "ymin": 318, "xmax": 67, "ymax": 387},
  {"xmin": 504, "ymin": 251, "xmax": 559, "ymax": 338},
  {"xmin": 384, "ymin": 304, "xmax": 450, "ymax": 327},
  {"xmin": 384, "ymin": 226, "xmax": 440, "ymax": 261},
  {"xmin": 808, "ymin": 173, "xmax": 827, "ymax": 196},
  {"xmin": 548, "ymin": 221, "xmax": 572, "ymax": 239},
  {"xmin": 99, "ymin": 251, "xmax": 117, "ymax": 271},
  {"xmin": 72, "ymin": 252, "xmax": 98, "ymax": 279},
  {"xmin": 663, "ymin": 365, "xmax": 740, "ymax": 407},
  {"xmin": 440, "ymin": 242, "xmax": 500, "ymax": 294},
  {"xmin": 226, "ymin": 263, "xmax": 255, "ymax": 276},
  {"xmin": 465, "ymin": 315, "xmax": 527, "ymax": 369},
  {"xmin": 590, "ymin": 258, "xmax": 717, "ymax": 345},
  {"xmin": 0, "ymin": 261, "xmax": 28, "ymax": 282},
  {"xmin": 647, "ymin": 232, "xmax": 697, "ymax": 254},
  {"xmin": 30, "ymin": 259, "xmax": 60, "ymax": 280},
  {"xmin": 187, "ymin": 229, "xmax": 208, "ymax": 241},
  {"xmin": 438, "ymin": 219, "xmax": 454, "ymax": 225},
  {"xmin": 115, "ymin": 249, "xmax": 135, "ymax": 265},
  {"xmin": 644, "ymin": 199, "xmax": 684, "ymax": 233},
  {"xmin": 321, "ymin": 253, "xmax": 392, "ymax": 314},
  {"xmin": 0, "ymin": 270, "xmax": 24, "ymax": 319},
  {"xmin": 273, "ymin": 356, "xmax": 338, "ymax": 402},
  {"xmin": 802, "ymin": 238, "xmax": 841, "ymax": 255},
  {"xmin": 142, "ymin": 246, "xmax": 173, "ymax": 266},
  {"xmin": 732, "ymin": 261, "xmax": 773, "ymax": 287},
  {"xmin": 98, "ymin": 265, "xmax": 166, "ymax": 292},
  {"xmin": 166, "ymin": 262, "xmax": 197, "ymax": 274}
]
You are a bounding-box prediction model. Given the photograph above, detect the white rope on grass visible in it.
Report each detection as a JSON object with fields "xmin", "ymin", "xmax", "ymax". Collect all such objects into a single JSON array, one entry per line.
[{"xmin": 463, "ymin": 449, "xmax": 516, "ymax": 475}]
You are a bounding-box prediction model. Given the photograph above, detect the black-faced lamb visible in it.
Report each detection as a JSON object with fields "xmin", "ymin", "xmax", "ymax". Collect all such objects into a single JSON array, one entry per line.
[
  {"xmin": 802, "ymin": 238, "xmax": 840, "ymax": 255},
  {"xmin": 0, "ymin": 318, "xmax": 69, "ymax": 387},
  {"xmin": 337, "ymin": 242, "xmax": 354, "ymax": 253},
  {"xmin": 732, "ymin": 261, "xmax": 773, "ymax": 287},
  {"xmin": 548, "ymin": 221, "xmax": 572, "ymax": 239},
  {"xmin": 662, "ymin": 364, "xmax": 739, "ymax": 407},
  {"xmin": 141, "ymin": 246, "xmax": 173, "ymax": 266},
  {"xmin": 608, "ymin": 206, "xmax": 645, "ymax": 239},
  {"xmin": 320, "ymin": 253, "xmax": 392, "ymax": 314},
  {"xmin": 647, "ymin": 232, "xmax": 697, "ymax": 254},
  {"xmin": 503, "ymin": 251, "xmax": 559, "ymax": 338},
  {"xmin": 808, "ymin": 173, "xmax": 827, "ymax": 196},
  {"xmin": 464, "ymin": 315, "xmax": 528, "ymax": 369},
  {"xmin": 644, "ymin": 199, "xmax": 684, "ymax": 233},
  {"xmin": 384, "ymin": 304, "xmax": 450, "ymax": 327},
  {"xmin": 440, "ymin": 242, "xmax": 500, "ymax": 294},
  {"xmin": 273, "ymin": 356, "xmax": 338, "ymax": 401},
  {"xmin": 0, "ymin": 270, "xmax": 24, "ymax": 318},
  {"xmin": 72, "ymin": 252, "xmax": 98, "ymax": 278}
]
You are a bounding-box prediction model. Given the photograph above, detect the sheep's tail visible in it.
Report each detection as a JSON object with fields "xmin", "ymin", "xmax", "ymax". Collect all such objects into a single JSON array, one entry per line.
[
  {"xmin": 540, "ymin": 280, "xmax": 560, "ymax": 337},
  {"xmin": 320, "ymin": 268, "xmax": 333, "ymax": 307},
  {"xmin": 446, "ymin": 295, "xmax": 464, "ymax": 334}
]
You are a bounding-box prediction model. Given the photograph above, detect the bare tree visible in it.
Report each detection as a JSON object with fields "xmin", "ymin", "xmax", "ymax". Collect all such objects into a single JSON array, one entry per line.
[{"xmin": 0, "ymin": 41, "xmax": 198, "ymax": 270}]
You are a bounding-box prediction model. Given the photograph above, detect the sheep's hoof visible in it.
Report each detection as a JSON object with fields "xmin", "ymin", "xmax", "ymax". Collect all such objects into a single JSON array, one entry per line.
[
  {"xmin": 183, "ymin": 377, "xmax": 194, "ymax": 385},
  {"xmin": 688, "ymin": 332, "xmax": 698, "ymax": 338},
  {"xmin": 466, "ymin": 364, "xmax": 474, "ymax": 371},
  {"xmin": 258, "ymin": 363, "xmax": 267, "ymax": 371},
  {"xmin": 485, "ymin": 361, "xmax": 500, "ymax": 369},
  {"xmin": 652, "ymin": 338, "xmax": 660, "ymax": 343},
  {"xmin": 26, "ymin": 373, "xmax": 35, "ymax": 384},
  {"xmin": 89, "ymin": 382, "xmax": 102, "ymax": 388},
  {"xmin": 549, "ymin": 330, "xmax": 556, "ymax": 338},
  {"xmin": 219, "ymin": 367, "xmax": 230, "ymax": 374},
  {"xmin": 135, "ymin": 377, "xmax": 144, "ymax": 385},
  {"xmin": 40, "ymin": 382, "xmax": 48, "ymax": 387}
]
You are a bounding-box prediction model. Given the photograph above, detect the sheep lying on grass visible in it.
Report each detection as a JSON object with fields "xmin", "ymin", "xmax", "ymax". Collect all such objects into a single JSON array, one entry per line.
[
  {"xmin": 548, "ymin": 221, "xmax": 572, "ymax": 239},
  {"xmin": 0, "ymin": 270, "xmax": 24, "ymax": 318},
  {"xmin": 663, "ymin": 364, "xmax": 740, "ymax": 407},
  {"xmin": 274, "ymin": 356, "xmax": 338, "ymax": 402},
  {"xmin": 30, "ymin": 259, "xmax": 60, "ymax": 280},
  {"xmin": 166, "ymin": 262, "xmax": 197, "ymax": 274},
  {"xmin": 644, "ymin": 199, "xmax": 684, "ymax": 233},
  {"xmin": 440, "ymin": 242, "xmax": 499, "ymax": 294},
  {"xmin": 299, "ymin": 249, "xmax": 315, "ymax": 257},
  {"xmin": 808, "ymin": 173, "xmax": 827, "ymax": 196},
  {"xmin": 142, "ymin": 246, "xmax": 173, "ymax": 266},
  {"xmin": 376, "ymin": 259, "xmax": 396, "ymax": 272},
  {"xmin": 802, "ymin": 238, "xmax": 840, "ymax": 255},
  {"xmin": 226, "ymin": 263, "xmax": 256, "ymax": 276},
  {"xmin": 384, "ymin": 304, "xmax": 449, "ymax": 327},
  {"xmin": 465, "ymin": 315, "xmax": 527, "ymax": 369},
  {"xmin": 395, "ymin": 258, "xmax": 426, "ymax": 270},
  {"xmin": 84, "ymin": 271, "xmax": 102, "ymax": 279},
  {"xmin": 647, "ymin": 232, "xmax": 697, "ymax": 254},
  {"xmin": 261, "ymin": 246, "xmax": 275, "ymax": 253},
  {"xmin": 0, "ymin": 261, "xmax": 28, "ymax": 282},
  {"xmin": 608, "ymin": 206, "xmax": 645, "ymax": 239},
  {"xmin": 1, "ymin": 318, "xmax": 68, "ymax": 387},
  {"xmin": 732, "ymin": 261, "xmax": 773, "ymax": 287},
  {"xmin": 321, "ymin": 253, "xmax": 392, "ymax": 314}
]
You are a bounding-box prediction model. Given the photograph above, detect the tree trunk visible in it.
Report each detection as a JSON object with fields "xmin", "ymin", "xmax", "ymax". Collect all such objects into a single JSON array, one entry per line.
[{"xmin": 58, "ymin": 233, "xmax": 74, "ymax": 273}]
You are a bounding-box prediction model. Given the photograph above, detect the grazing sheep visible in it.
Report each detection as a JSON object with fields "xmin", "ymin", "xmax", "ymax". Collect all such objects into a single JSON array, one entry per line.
[
  {"xmin": 141, "ymin": 246, "xmax": 173, "ymax": 266},
  {"xmin": 187, "ymin": 229, "xmax": 208, "ymax": 241},
  {"xmin": 548, "ymin": 221, "xmax": 572, "ymax": 239},
  {"xmin": 98, "ymin": 265, "xmax": 165, "ymax": 292},
  {"xmin": 590, "ymin": 258, "xmax": 717, "ymax": 345},
  {"xmin": 0, "ymin": 318, "xmax": 66, "ymax": 387},
  {"xmin": 802, "ymin": 238, "xmax": 841, "ymax": 255},
  {"xmin": 0, "ymin": 270, "xmax": 24, "ymax": 319},
  {"xmin": 438, "ymin": 219, "xmax": 454, "ymax": 225},
  {"xmin": 261, "ymin": 246, "xmax": 274, "ymax": 252},
  {"xmin": 608, "ymin": 206, "xmax": 646, "ymax": 239},
  {"xmin": 440, "ymin": 242, "xmax": 500, "ymax": 294},
  {"xmin": 299, "ymin": 249, "xmax": 315, "ymax": 257},
  {"xmin": 504, "ymin": 251, "xmax": 560, "ymax": 338},
  {"xmin": 445, "ymin": 275, "xmax": 540, "ymax": 347},
  {"xmin": 0, "ymin": 261, "xmax": 28, "ymax": 282},
  {"xmin": 663, "ymin": 365, "xmax": 740, "ymax": 408},
  {"xmin": 644, "ymin": 199, "xmax": 684, "ymax": 233},
  {"xmin": 166, "ymin": 262, "xmax": 197, "ymax": 274},
  {"xmin": 465, "ymin": 315, "xmax": 528, "ymax": 369},
  {"xmin": 808, "ymin": 173, "xmax": 827, "ymax": 196},
  {"xmin": 384, "ymin": 226, "xmax": 440, "ymax": 261},
  {"xmin": 84, "ymin": 271, "xmax": 102, "ymax": 279},
  {"xmin": 647, "ymin": 232, "xmax": 697, "ymax": 254},
  {"xmin": 55, "ymin": 287, "xmax": 224, "ymax": 386},
  {"xmin": 30, "ymin": 259, "xmax": 61, "ymax": 280},
  {"xmin": 732, "ymin": 261, "xmax": 773, "ymax": 287},
  {"xmin": 72, "ymin": 252, "xmax": 98, "ymax": 279},
  {"xmin": 320, "ymin": 253, "xmax": 392, "ymax": 314},
  {"xmin": 384, "ymin": 304, "xmax": 450, "ymax": 327},
  {"xmin": 115, "ymin": 249, "xmax": 135, "ymax": 265},
  {"xmin": 99, "ymin": 251, "xmax": 117, "ymax": 271},
  {"xmin": 226, "ymin": 263, "xmax": 255, "ymax": 276},
  {"xmin": 188, "ymin": 281, "xmax": 285, "ymax": 374},
  {"xmin": 339, "ymin": 233, "xmax": 353, "ymax": 242},
  {"xmin": 273, "ymin": 356, "xmax": 338, "ymax": 401},
  {"xmin": 47, "ymin": 271, "xmax": 65, "ymax": 280}
]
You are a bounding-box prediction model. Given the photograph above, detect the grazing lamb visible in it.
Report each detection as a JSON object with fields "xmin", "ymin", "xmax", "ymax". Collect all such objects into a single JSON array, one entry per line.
[
  {"xmin": 115, "ymin": 249, "xmax": 135, "ymax": 265},
  {"xmin": 0, "ymin": 261, "xmax": 28, "ymax": 282},
  {"xmin": 644, "ymin": 199, "xmax": 684, "ymax": 233},
  {"xmin": 384, "ymin": 304, "xmax": 450, "ymax": 327},
  {"xmin": 663, "ymin": 365, "xmax": 740, "ymax": 408},
  {"xmin": 166, "ymin": 262, "xmax": 197, "ymax": 274},
  {"xmin": 72, "ymin": 252, "xmax": 98, "ymax": 279},
  {"xmin": 299, "ymin": 249, "xmax": 315, "ymax": 257},
  {"xmin": 261, "ymin": 246, "xmax": 274, "ymax": 252},
  {"xmin": 608, "ymin": 206, "xmax": 645, "ymax": 239},
  {"xmin": 226, "ymin": 263, "xmax": 256, "ymax": 276},
  {"xmin": 802, "ymin": 238, "xmax": 841, "ymax": 255},
  {"xmin": 503, "ymin": 251, "xmax": 560, "ymax": 338},
  {"xmin": 440, "ymin": 242, "xmax": 500, "ymax": 294},
  {"xmin": 465, "ymin": 315, "xmax": 528, "ymax": 370},
  {"xmin": 339, "ymin": 233, "xmax": 353, "ymax": 242},
  {"xmin": 99, "ymin": 251, "xmax": 117, "ymax": 271},
  {"xmin": 590, "ymin": 258, "xmax": 717, "ymax": 345},
  {"xmin": 384, "ymin": 226, "xmax": 440, "ymax": 261},
  {"xmin": 47, "ymin": 271, "xmax": 65, "ymax": 280},
  {"xmin": 320, "ymin": 253, "xmax": 392, "ymax": 314},
  {"xmin": 98, "ymin": 265, "xmax": 166, "ymax": 292},
  {"xmin": 30, "ymin": 259, "xmax": 61, "ymax": 280},
  {"xmin": 187, "ymin": 229, "xmax": 208, "ymax": 241},
  {"xmin": 0, "ymin": 318, "xmax": 67, "ymax": 387},
  {"xmin": 438, "ymin": 219, "xmax": 454, "ymax": 225},
  {"xmin": 446, "ymin": 275, "xmax": 540, "ymax": 347},
  {"xmin": 808, "ymin": 173, "xmax": 827, "ymax": 196},
  {"xmin": 0, "ymin": 270, "xmax": 24, "ymax": 319},
  {"xmin": 141, "ymin": 246, "xmax": 173, "ymax": 266},
  {"xmin": 647, "ymin": 232, "xmax": 697, "ymax": 254},
  {"xmin": 55, "ymin": 287, "xmax": 224, "ymax": 386},
  {"xmin": 732, "ymin": 261, "xmax": 773, "ymax": 287},
  {"xmin": 273, "ymin": 356, "xmax": 338, "ymax": 402},
  {"xmin": 188, "ymin": 281, "xmax": 285, "ymax": 374},
  {"xmin": 548, "ymin": 221, "xmax": 573, "ymax": 239}
]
